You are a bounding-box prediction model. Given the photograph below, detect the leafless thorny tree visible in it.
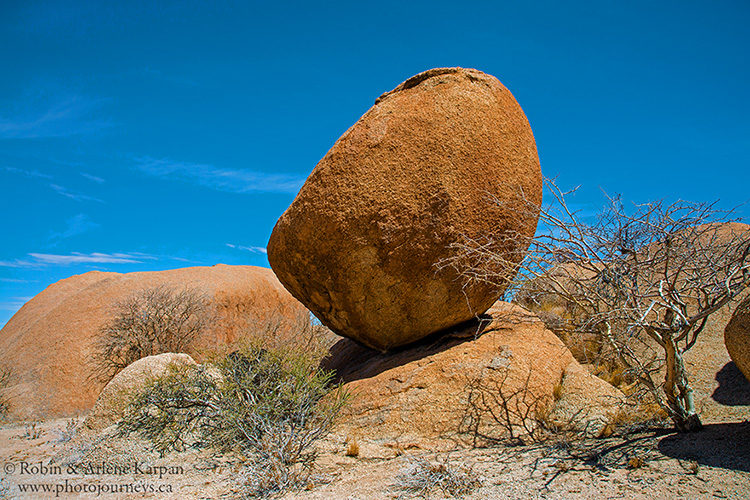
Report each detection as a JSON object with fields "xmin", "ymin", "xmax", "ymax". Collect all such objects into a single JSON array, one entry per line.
[
  {"xmin": 240, "ymin": 307, "xmax": 339, "ymax": 362},
  {"xmin": 91, "ymin": 285, "xmax": 212, "ymax": 383},
  {"xmin": 441, "ymin": 179, "xmax": 750, "ymax": 432}
]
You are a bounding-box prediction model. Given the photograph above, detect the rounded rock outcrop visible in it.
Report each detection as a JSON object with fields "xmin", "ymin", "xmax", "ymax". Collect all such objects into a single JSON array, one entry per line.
[
  {"xmin": 83, "ymin": 353, "xmax": 197, "ymax": 432},
  {"xmin": 0, "ymin": 265, "xmax": 309, "ymax": 420},
  {"xmin": 322, "ymin": 302, "xmax": 625, "ymax": 445},
  {"xmin": 725, "ymin": 296, "xmax": 750, "ymax": 383},
  {"xmin": 268, "ymin": 67, "xmax": 542, "ymax": 351}
]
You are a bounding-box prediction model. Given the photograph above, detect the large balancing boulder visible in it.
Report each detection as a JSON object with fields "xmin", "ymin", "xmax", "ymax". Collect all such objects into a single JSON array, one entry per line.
[{"xmin": 268, "ymin": 67, "xmax": 542, "ymax": 351}]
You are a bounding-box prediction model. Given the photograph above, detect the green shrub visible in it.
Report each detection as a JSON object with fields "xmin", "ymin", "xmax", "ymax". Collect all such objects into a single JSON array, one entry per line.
[{"xmin": 118, "ymin": 342, "xmax": 348, "ymax": 496}]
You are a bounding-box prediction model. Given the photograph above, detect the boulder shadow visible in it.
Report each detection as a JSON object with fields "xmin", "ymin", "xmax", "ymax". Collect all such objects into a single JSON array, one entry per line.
[
  {"xmin": 320, "ymin": 313, "xmax": 496, "ymax": 383},
  {"xmin": 658, "ymin": 421, "xmax": 750, "ymax": 473},
  {"xmin": 711, "ymin": 362, "xmax": 750, "ymax": 406}
]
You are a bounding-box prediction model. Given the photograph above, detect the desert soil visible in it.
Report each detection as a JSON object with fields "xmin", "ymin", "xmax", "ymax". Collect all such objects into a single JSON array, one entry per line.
[{"xmin": 0, "ymin": 415, "xmax": 748, "ymax": 499}]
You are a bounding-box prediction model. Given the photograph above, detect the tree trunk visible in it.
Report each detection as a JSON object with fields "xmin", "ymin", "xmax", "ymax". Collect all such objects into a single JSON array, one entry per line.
[{"xmin": 663, "ymin": 334, "xmax": 703, "ymax": 432}]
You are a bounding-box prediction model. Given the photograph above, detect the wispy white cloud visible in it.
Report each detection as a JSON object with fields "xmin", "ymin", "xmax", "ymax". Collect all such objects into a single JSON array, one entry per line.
[
  {"xmin": 28, "ymin": 252, "xmax": 149, "ymax": 265},
  {"xmin": 10, "ymin": 296, "xmax": 34, "ymax": 302},
  {"xmin": 49, "ymin": 183, "xmax": 104, "ymax": 203},
  {"xmin": 0, "ymin": 300, "xmax": 29, "ymax": 311},
  {"xmin": 167, "ymin": 256, "xmax": 198, "ymax": 263},
  {"xmin": 80, "ymin": 172, "xmax": 105, "ymax": 183},
  {"xmin": 4, "ymin": 166, "xmax": 103, "ymax": 202},
  {"xmin": 0, "ymin": 278, "xmax": 36, "ymax": 283},
  {"xmin": 135, "ymin": 157, "xmax": 305, "ymax": 194},
  {"xmin": 0, "ymin": 259, "xmax": 36, "ymax": 268},
  {"xmin": 0, "ymin": 296, "xmax": 33, "ymax": 312},
  {"xmin": 0, "ymin": 252, "xmax": 155, "ymax": 267},
  {"xmin": 29, "ymin": 252, "xmax": 143, "ymax": 265},
  {"xmin": 226, "ymin": 243, "xmax": 268, "ymax": 255},
  {"xmin": 0, "ymin": 296, "xmax": 34, "ymax": 311},
  {"xmin": 0, "ymin": 95, "xmax": 112, "ymax": 139},
  {"xmin": 3, "ymin": 166, "xmax": 53, "ymax": 179},
  {"xmin": 49, "ymin": 214, "xmax": 100, "ymax": 241}
]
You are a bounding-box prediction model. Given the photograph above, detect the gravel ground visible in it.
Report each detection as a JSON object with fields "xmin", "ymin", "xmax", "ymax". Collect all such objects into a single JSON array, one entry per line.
[{"xmin": 0, "ymin": 418, "xmax": 748, "ymax": 499}]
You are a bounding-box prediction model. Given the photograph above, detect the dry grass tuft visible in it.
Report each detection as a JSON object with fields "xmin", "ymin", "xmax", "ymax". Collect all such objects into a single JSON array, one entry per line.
[
  {"xmin": 345, "ymin": 436, "xmax": 360, "ymax": 457},
  {"xmin": 552, "ymin": 380, "xmax": 564, "ymax": 401},
  {"xmin": 393, "ymin": 456, "xmax": 481, "ymax": 497},
  {"xmin": 627, "ymin": 455, "xmax": 646, "ymax": 469}
]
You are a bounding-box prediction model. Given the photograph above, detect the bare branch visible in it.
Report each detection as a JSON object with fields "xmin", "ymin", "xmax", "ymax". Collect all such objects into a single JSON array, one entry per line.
[{"xmin": 440, "ymin": 178, "xmax": 750, "ymax": 432}]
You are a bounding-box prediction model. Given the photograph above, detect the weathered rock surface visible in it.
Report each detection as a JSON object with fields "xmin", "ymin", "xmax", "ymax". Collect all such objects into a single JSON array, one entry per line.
[
  {"xmin": 322, "ymin": 302, "xmax": 624, "ymax": 447},
  {"xmin": 0, "ymin": 264, "xmax": 308, "ymax": 420},
  {"xmin": 725, "ymin": 295, "xmax": 750, "ymax": 383},
  {"xmin": 549, "ymin": 362, "xmax": 625, "ymax": 437},
  {"xmin": 83, "ymin": 353, "xmax": 196, "ymax": 432},
  {"xmin": 268, "ymin": 67, "xmax": 542, "ymax": 351}
]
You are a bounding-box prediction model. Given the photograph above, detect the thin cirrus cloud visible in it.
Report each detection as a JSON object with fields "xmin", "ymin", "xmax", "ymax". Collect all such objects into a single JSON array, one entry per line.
[
  {"xmin": 225, "ymin": 243, "xmax": 267, "ymax": 255},
  {"xmin": 0, "ymin": 297, "xmax": 35, "ymax": 311},
  {"xmin": 49, "ymin": 183, "xmax": 104, "ymax": 203},
  {"xmin": 4, "ymin": 166, "xmax": 103, "ymax": 203},
  {"xmin": 135, "ymin": 157, "xmax": 305, "ymax": 194},
  {"xmin": 0, "ymin": 95, "xmax": 112, "ymax": 139},
  {"xmin": 48, "ymin": 214, "xmax": 100, "ymax": 242},
  {"xmin": 0, "ymin": 252, "xmax": 155, "ymax": 268},
  {"xmin": 80, "ymin": 172, "xmax": 105, "ymax": 183},
  {"xmin": 2, "ymin": 166, "xmax": 53, "ymax": 179}
]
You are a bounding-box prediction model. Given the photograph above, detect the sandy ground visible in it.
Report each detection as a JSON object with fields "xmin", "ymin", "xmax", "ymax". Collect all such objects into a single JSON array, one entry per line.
[
  {"xmin": 1, "ymin": 310, "xmax": 748, "ymax": 499},
  {"xmin": 0, "ymin": 415, "xmax": 748, "ymax": 499}
]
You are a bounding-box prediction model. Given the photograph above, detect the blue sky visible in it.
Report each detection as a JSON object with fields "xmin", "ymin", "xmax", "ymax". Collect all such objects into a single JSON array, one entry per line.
[{"xmin": 1, "ymin": 0, "xmax": 748, "ymax": 327}]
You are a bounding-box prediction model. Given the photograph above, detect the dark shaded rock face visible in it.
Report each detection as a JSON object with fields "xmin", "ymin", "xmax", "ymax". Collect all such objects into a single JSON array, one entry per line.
[{"xmin": 725, "ymin": 296, "xmax": 750, "ymax": 383}]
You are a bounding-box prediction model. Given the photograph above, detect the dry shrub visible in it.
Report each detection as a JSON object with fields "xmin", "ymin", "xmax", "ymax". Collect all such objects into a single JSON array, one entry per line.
[
  {"xmin": 519, "ymin": 295, "xmax": 652, "ymax": 392},
  {"xmin": 393, "ymin": 456, "xmax": 481, "ymax": 497},
  {"xmin": 57, "ymin": 418, "xmax": 79, "ymax": 443},
  {"xmin": 521, "ymin": 298, "xmax": 603, "ymax": 364},
  {"xmin": 0, "ymin": 365, "xmax": 12, "ymax": 421},
  {"xmin": 0, "ymin": 475, "xmax": 10, "ymax": 499},
  {"xmin": 206, "ymin": 308, "xmax": 336, "ymax": 366},
  {"xmin": 23, "ymin": 421, "xmax": 42, "ymax": 440},
  {"xmin": 118, "ymin": 341, "xmax": 348, "ymax": 497},
  {"xmin": 460, "ymin": 367, "xmax": 569, "ymax": 447},
  {"xmin": 91, "ymin": 285, "xmax": 212, "ymax": 383}
]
